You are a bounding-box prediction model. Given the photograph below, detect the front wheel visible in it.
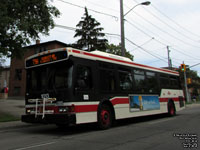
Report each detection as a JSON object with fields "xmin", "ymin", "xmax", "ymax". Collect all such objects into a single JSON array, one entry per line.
[{"xmin": 98, "ymin": 105, "xmax": 112, "ymax": 130}]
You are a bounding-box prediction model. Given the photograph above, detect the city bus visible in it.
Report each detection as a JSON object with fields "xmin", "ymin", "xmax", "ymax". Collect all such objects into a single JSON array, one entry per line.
[{"xmin": 21, "ymin": 47, "xmax": 185, "ymax": 129}]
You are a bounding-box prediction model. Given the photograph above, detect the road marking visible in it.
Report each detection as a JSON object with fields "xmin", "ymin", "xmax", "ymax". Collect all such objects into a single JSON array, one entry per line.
[
  {"xmin": 148, "ymin": 117, "xmax": 175, "ymax": 125},
  {"xmin": 14, "ymin": 141, "xmax": 56, "ymax": 150}
]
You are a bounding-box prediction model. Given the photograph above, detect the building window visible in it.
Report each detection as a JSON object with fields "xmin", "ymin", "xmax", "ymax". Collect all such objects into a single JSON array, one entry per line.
[
  {"xmin": 35, "ymin": 47, "xmax": 47, "ymax": 54},
  {"xmin": 15, "ymin": 69, "xmax": 22, "ymax": 80},
  {"xmin": 14, "ymin": 87, "xmax": 21, "ymax": 96}
]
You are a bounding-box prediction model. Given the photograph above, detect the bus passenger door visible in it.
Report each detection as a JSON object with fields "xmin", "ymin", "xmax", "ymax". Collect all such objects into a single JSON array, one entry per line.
[{"xmin": 74, "ymin": 62, "xmax": 96, "ymax": 102}]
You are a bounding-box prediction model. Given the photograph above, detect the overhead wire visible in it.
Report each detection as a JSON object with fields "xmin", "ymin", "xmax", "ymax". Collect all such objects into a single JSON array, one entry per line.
[
  {"xmin": 123, "ymin": 1, "xmax": 200, "ymax": 64},
  {"xmin": 84, "ymin": 0, "xmax": 119, "ymax": 13},
  {"xmin": 151, "ymin": 4, "xmax": 200, "ymax": 39},
  {"xmin": 170, "ymin": 47, "xmax": 200, "ymax": 60},
  {"xmin": 126, "ymin": 18, "xmax": 200, "ymax": 61},
  {"xmin": 133, "ymin": 0, "xmax": 200, "ymax": 43},
  {"xmin": 132, "ymin": 37, "xmax": 155, "ymax": 51},
  {"xmin": 124, "ymin": 1, "xmax": 200, "ymax": 49},
  {"xmin": 55, "ymin": 24, "xmax": 170, "ymax": 64},
  {"xmin": 132, "ymin": 11, "xmax": 200, "ymax": 49},
  {"xmin": 54, "ymin": 1, "xmax": 198, "ymax": 67},
  {"xmin": 125, "ymin": 38, "xmax": 169, "ymax": 64},
  {"xmin": 57, "ymin": 0, "xmax": 118, "ymax": 20}
]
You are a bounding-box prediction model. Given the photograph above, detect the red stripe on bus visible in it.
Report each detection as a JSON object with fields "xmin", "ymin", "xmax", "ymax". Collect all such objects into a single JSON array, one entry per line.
[
  {"xmin": 71, "ymin": 49, "xmax": 179, "ymax": 75},
  {"xmin": 159, "ymin": 97, "xmax": 180, "ymax": 102},
  {"xmin": 72, "ymin": 49, "xmax": 81, "ymax": 54},
  {"xmin": 73, "ymin": 97, "xmax": 181, "ymax": 113},
  {"xmin": 75, "ymin": 105, "xmax": 98, "ymax": 113},
  {"xmin": 110, "ymin": 98, "xmax": 129, "ymax": 105},
  {"xmin": 74, "ymin": 98, "xmax": 129, "ymax": 113}
]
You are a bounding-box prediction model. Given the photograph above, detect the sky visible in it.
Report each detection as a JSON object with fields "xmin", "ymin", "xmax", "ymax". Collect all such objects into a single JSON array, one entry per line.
[{"xmin": 9, "ymin": 0, "xmax": 200, "ymax": 75}]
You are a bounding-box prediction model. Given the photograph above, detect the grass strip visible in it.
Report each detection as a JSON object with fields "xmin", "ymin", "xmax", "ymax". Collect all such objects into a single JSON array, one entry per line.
[{"xmin": 0, "ymin": 111, "xmax": 20, "ymax": 122}]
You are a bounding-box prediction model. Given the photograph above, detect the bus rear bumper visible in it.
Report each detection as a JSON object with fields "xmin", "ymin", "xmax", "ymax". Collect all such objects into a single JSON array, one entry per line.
[{"xmin": 21, "ymin": 114, "xmax": 76, "ymax": 125}]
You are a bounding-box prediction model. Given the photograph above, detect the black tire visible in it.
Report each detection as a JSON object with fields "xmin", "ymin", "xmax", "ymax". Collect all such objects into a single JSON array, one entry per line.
[
  {"xmin": 97, "ymin": 104, "xmax": 112, "ymax": 130},
  {"xmin": 168, "ymin": 101, "xmax": 176, "ymax": 116}
]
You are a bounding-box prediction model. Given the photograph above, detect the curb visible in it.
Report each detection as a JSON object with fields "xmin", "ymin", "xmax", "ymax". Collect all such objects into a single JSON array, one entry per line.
[
  {"xmin": 0, "ymin": 121, "xmax": 35, "ymax": 131},
  {"xmin": 185, "ymin": 103, "xmax": 200, "ymax": 108},
  {"xmin": 0, "ymin": 121, "xmax": 23, "ymax": 130}
]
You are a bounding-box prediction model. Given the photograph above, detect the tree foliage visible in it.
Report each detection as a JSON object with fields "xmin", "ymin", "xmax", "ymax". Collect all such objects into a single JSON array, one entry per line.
[
  {"xmin": 105, "ymin": 43, "xmax": 134, "ymax": 61},
  {"xmin": 74, "ymin": 7, "xmax": 108, "ymax": 51},
  {"xmin": 186, "ymin": 69, "xmax": 200, "ymax": 88},
  {"xmin": 179, "ymin": 68, "xmax": 200, "ymax": 96},
  {"xmin": 0, "ymin": 0, "xmax": 60, "ymax": 58}
]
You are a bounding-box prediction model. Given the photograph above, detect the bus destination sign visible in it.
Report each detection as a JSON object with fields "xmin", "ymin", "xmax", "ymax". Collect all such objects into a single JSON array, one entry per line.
[
  {"xmin": 26, "ymin": 51, "xmax": 68, "ymax": 67},
  {"xmin": 32, "ymin": 54, "xmax": 57, "ymax": 65}
]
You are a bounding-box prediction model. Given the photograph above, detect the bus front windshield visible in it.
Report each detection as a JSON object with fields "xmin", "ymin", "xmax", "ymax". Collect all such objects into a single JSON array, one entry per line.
[{"xmin": 26, "ymin": 61, "xmax": 73, "ymax": 100}]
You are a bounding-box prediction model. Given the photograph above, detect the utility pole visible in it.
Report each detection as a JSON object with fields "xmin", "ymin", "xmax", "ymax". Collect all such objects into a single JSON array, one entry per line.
[
  {"xmin": 181, "ymin": 62, "xmax": 190, "ymax": 102},
  {"xmin": 120, "ymin": 0, "xmax": 150, "ymax": 57},
  {"xmin": 120, "ymin": 0, "xmax": 125, "ymax": 56},
  {"xmin": 167, "ymin": 46, "xmax": 172, "ymax": 69}
]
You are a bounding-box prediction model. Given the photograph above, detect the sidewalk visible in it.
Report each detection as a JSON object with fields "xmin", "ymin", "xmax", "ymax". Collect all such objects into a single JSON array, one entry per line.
[
  {"xmin": 0, "ymin": 98, "xmax": 25, "ymax": 117},
  {"xmin": 0, "ymin": 98, "xmax": 26, "ymax": 129},
  {"xmin": 185, "ymin": 101, "xmax": 200, "ymax": 108}
]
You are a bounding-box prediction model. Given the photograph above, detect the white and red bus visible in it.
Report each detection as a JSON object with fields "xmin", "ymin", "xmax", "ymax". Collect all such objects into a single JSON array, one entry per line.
[{"xmin": 22, "ymin": 47, "xmax": 185, "ymax": 129}]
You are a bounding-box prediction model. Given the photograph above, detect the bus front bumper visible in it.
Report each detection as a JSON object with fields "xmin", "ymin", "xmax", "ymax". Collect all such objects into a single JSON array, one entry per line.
[{"xmin": 21, "ymin": 114, "xmax": 76, "ymax": 125}]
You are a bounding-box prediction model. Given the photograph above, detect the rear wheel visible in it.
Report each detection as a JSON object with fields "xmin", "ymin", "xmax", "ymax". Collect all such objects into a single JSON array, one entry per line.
[
  {"xmin": 98, "ymin": 104, "xmax": 112, "ymax": 130},
  {"xmin": 168, "ymin": 102, "xmax": 176, "ymax": 116}
]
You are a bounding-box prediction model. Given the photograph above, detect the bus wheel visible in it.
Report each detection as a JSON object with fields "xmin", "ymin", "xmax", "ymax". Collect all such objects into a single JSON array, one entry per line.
[
  {"xmin": 168, "ymin": 102, "xmax": 176, "ymax": 116},
  {"xmin": 98, "ymin": 104, "xmax": 112, "ymax": 130}
]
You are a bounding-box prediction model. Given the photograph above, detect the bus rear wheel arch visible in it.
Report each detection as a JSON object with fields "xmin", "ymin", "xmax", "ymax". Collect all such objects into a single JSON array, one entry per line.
[
  {"xmin": 168, "ymin": 100, "xmax": 176, "ymax": 116},
  {"xmin": 97, "ymin": 102, "xmax": 115, "ymax": 130}
]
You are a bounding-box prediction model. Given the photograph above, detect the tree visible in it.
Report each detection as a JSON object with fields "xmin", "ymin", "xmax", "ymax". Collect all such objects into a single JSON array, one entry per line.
[
  {"xmin": 179, "ymin": 68, "xmax": 200, "ymax": 98},
  {"xmin": 74, "ymin": 7, "xmax": 108, "ymax": 51},
  {"xmin": 0, "ymin": 0, "xmax": 60, "ymax": 58},
  {"xmin": 105, "ymin": 43, "xmax": 134, "ymax": 61}
]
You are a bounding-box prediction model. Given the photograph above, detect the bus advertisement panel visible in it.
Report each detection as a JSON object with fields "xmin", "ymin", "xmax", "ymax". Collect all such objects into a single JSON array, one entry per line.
[{"xmin": 129, "ymin": 95, "xmax": 160, "ymax": 112}]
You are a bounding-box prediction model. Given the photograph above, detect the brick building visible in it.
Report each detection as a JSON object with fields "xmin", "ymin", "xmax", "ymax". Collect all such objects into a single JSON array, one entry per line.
[
  {"xmin": 9, "ymin": 40, "xmax": 68, "ymax": 97},
  {"xmin": 0, "ymin": 66, "xmax": 10, "ymax": 91}
]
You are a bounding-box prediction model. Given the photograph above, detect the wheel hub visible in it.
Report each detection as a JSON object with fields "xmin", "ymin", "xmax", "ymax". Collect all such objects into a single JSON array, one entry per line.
[{"xmin": 101, "ymin": 110, "xmax": 109, "ymax": 125}]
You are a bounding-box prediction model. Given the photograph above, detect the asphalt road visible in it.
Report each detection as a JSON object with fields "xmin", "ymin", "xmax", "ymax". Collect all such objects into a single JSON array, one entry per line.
[{"xmin": 0, "ymin": 105, "xmax": 199, "ymax": 150}]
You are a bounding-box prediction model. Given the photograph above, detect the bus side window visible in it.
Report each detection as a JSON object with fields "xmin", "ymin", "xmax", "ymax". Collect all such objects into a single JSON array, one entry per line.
[
  {"xmin": 146, "ymin": 71, "xmax": 159, "ymax": 93},
  {"xmin": 100, "ymin": 69, "xmax": 116, "ymax": 92},
  {"xmin": 133, "ymin": 69, "xmax": 145, "ymax": 93},
  {"xmin": 160, "ymin": 74, "xmax": 169, "ymax": 89},
  {"xmin": 170, "ymin": 76, "xmax": 179, "ymax": 89},
  {"xmin": 75, "ymin": 65, "xmax": 92, "ymax": 90},
  {"xmin": 119, "ymin": 70, "xmax": 133, "ymax": 91}
]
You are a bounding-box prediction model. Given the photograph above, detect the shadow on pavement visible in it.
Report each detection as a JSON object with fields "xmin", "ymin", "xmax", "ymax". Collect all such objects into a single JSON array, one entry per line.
[{"xmin": 19, "ymin": 113, "xmax": 174, "ymax": 136}]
